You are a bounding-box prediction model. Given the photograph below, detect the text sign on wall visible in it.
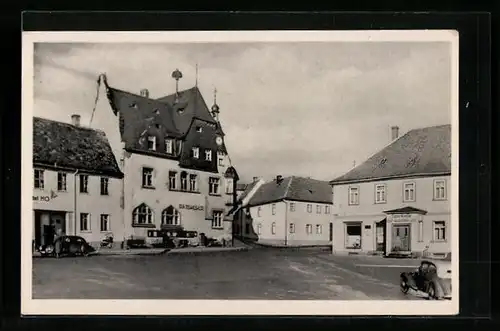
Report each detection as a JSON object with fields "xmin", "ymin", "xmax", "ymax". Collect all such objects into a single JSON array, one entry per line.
[
  {"xmin": 33, "ymin": 196, "xmax": 51, "ymax": 202},
  {"xmin": 391, "ymin": 214, "xmax": 414, "ymax": 222},
  {"xmin": 179, "ymin": 204, "xmax": 204, "ymax": 211}
]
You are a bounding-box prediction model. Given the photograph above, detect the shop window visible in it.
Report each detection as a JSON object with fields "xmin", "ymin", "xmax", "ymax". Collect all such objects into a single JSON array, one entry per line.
[
  {"xmin": 80, "ymin": 213, "xmax": 90, "ymax": 231},
  {"xmin": 375, "ymin": 184, "xmax": 386, "ymax": 203},
  {"xmin": 434, "ymin": 179, "xmax": 447, "ymax": 200},
  {"xmin": 34, "ymin": 169, "xmax": 45, "ymax": 189},
  {"xmin": 345, "ymin": 223, "xmax": 362, "ymax": 249},
  {"xmin": 348, "ymin": 186, "xmax": 359, "ymax": 205},
  {"xmin": 433, "ymin": 221, "xmax": 446, "ymax": 241},
  {"xmin": 100, "ymin": 214, "xmax": 110, "ymax": 232},
  {"xmin": 132, "ymin": 204, "xmax": 153, "ymax": 225},
  {"xmin": 211, "ymin": 210, "xmax": 223, "ymax": 229},
  {"xmin": 100, "ymin": 177, "xmax": 109, "ymax": 195},
  {"xmin": 57, "ymin": 172, "xmax": 67, "ymax": 191},
  {"xmin": 79, "ymin": 174, "xmax": 89, "ymax": 193},
  {"xmin": 403, "ymin": 182, "xmax": 416, "ymax": 202},
  {"xmin": 162, "ymin": 206, "xmax": 181, "ymax": 225}
]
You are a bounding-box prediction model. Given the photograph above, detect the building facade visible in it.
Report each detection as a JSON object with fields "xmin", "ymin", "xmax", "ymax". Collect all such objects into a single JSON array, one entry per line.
[
  {"xmin": 32, "ymin": 116, "xmax": 124, "ymax": 248},
  {"xmin": 233, "ymin": 176, "xmax": 333, "ymax": 247},
  {"xmin": 330, "ymin": 125, "xmax": 452, "ymax": 258},
  {"xmin": 90, "ymin": 72, "xmax": 238, "ymax": 244}
]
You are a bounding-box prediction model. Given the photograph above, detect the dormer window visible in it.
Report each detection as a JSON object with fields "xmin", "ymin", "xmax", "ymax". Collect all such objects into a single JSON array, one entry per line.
[
  {"xmin": 165, "ymin": 139, "xmax": 173, "ymax": 154},
  {"xmin": 191, "ymin": 147, "xmax": 199, "ymax": 159},
  {"xmin": 147, "ymin": 136, "xmax": 156, "ymax": 151},
  {"xmin": 196, "ymin": 126, "xmax": 203, "ymax": 133},
  {"xmin": 177, "ymin": 108, "xmax": 185, "ymax": 114},
  {"xmin": 205, "ymin": 150, "xmax": 212, "ymax": 161}
]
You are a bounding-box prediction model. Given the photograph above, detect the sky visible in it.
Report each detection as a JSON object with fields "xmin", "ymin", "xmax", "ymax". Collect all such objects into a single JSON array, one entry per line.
[{"xmin": 33, "ymin": 41, "xmax": 452, "ymax": 183}]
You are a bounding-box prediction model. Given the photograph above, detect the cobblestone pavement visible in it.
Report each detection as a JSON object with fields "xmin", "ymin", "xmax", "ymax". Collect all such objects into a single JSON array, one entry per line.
[{"xmin": 32, "ymin": 248, "xmax": 422, "ymax": 300}]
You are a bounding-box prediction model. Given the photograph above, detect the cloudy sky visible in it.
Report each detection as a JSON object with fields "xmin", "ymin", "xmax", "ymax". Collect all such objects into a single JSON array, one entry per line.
[{"xmin": 33, "ymin": 41, "xmax": 452, "ymax": 183}]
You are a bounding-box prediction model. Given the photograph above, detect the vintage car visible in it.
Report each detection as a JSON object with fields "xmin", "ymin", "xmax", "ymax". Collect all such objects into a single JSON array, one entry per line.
[
  {"xmin": 400, "ymin": 260, "xmax": 452, "ymax": 300},
  {"xmin": 39, "ymin": 235, "xmax": 96, "ymax": 258}
]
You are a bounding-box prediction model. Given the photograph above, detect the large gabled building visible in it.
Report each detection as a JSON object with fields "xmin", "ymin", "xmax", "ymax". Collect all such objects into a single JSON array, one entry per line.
[
  {"xmin": 32, "ymin": 115, "xmax": 124, "ymax": 248},
  {"xmin": 329, "ymin": 125, "xmax": 452, "ymax": 258},
  {"xmin": 90, "ymin": 71, "xmax": 239, "ymax": 244}
]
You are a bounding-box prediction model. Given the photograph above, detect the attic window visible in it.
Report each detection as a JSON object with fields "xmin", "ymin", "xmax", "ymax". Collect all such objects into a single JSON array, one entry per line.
[
  {"xmin": 153, "ymin": 109, "xmax": 160, "ymax": 115},
  {"xmin": 129, "ymin": 102, "xmax": 137, "ymax": 109},
  {"xmin": 155, "ymin": 124, "xmax": 161, "ymax": 129},
  {"xmin": 196, "ymin": 126, "xmax": 203, "ymax": 133},
  {"xmin": 147, "ymin": 136, "xmax": 156, "ymax": 151},
  {"xmin": 177, "ymin": 108, "xmax": 185, "ymax": 114},
  {"xmin": 378, "ymin": 157, "xmax": 388, "ymax": 167}
]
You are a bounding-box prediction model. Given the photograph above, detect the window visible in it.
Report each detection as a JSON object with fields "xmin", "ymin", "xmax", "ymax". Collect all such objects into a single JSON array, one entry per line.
[
  {"xmin": 225, "ymin": 178, "xmax": 234, "ymax": 194},
  {"xmin": 316, "ymin": 224, "xmax": 323, "ymax": 234},
  {"xmin": 34, "ymin": 169, "xmax": 44, "ymax": 189},
  {"xmin": 375, "ymin": 184, "xmax": 386, "ymax": 203},
  {"xmin": 80, "ymin": 213, "xmax": 90, "ymax": 231},
  {"xmin": 162, "ymin": 206, "xmax": 181, "ymax": 225},
  {"xmin": 57, "ymin": 172, "xmax": 67, "ymax": 191},
  {"xmin": 271, "ymin": 222, "xmax": 277, "ymax": 235},
  {"xmin": 316, "ymin": 205, "xmax": 321, "ymax": 214},
  {"xmin": 132, "ymin": 204, "xmax": 153, "ymax": 225},
  {"xmin": 272, "ymin": 204, "xmax": 276, "ymax": 215},
  {"xmin": 168, "ymin": 171, "xmax": 177, "ymax": 190},
  {"xmin": 257, "ymin": 206, "xmax": 262, "ymax": 216},
  {"xmin": 257, "ymin": 223, "xmax": 262, "ymax": 235},
  {"xmin": 176, "ymin": 171, "xmax": 186, "ymax": 190},
  {"xmin": 205, "ymin": 149, "xmax": 212, "ymax": 161},
  {"xmin": 306, "ymin": 224, "xmax": 313, "ymax": 234},
  {"xmin": 79, "ymin": 174, "xmax": 89, "ymax": 193},
  {"xmin": 142, "ymin": 168, "xmax": 153, "ymax": 187},
  {"xmin": 289, "ymin": 203, "xmax": 296, "ymax": 212},
  {"xmin": 100, "ymin": 177, "xmax": 109, "ymax": 195},
  {"xmin": 307, "ymin": 204, "xmax": 312, "ymax": 213},
  {"xmin": 165, "ymin": 139, "xmax": 173, "ymax": 154},
  {"xmin": 212, "ymin": 210, "xmax": 223, "ymax": 229},
  {"xmin": 147, "ymin": 136, "xmax": 156, "ymax": 151},
  {"xmin": 219, "ymin": 158, "xmax": 224, "ymax": 166},
  {"xmin": 433, "ymin": 221, "xmax": 446, "ymax": 241},
  {"xmin": 209, "ymin": 177, "xmax": 220, "ymax": 195},
  {"xmin": 289, "ymin": 223, "xmax": 295, "ymax": 234},
  {"xmin": 418, "ymin": 220, "xmax": 424, "ymax": 242},
  {"xmin": 325, "ymin": 205, "xmax": 331, "ymax": 214},
  {"xmin": 189, "ymin": 174, "xmax": 198, "ymax": 192},
  {"xmin": 434, "ymin": 179, "xmax": 447, "ymax": 200},
  {"xmin": 345, "ymin": 223, "xmax": 362, "ymax": 249},
  {"xmin": 100, "ymin": 214, "xmax": 110, "ymax": 232},
  {"xmin": 403, "ymin": 182, "xmax": 416, "ymax": 202},
  {"xmin": 192, "ymin": 147, "xmax": 199, "ymax": 159},
  {"xmin": 348, "ymin": 186, "xmax": 359, "ymax": 205}
]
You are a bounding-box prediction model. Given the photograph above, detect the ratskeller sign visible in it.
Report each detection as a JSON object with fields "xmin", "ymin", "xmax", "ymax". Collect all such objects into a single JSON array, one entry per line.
[{"xmin": 179, "ymin": 204, "xmax": 204, "ymax": 211}]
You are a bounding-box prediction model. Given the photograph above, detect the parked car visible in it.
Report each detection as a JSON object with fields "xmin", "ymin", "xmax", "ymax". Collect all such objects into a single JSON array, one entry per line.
[
  {"xmin": 39, "ymin": 235, "xmax": 96, "ymax": 258},
  {"xmin": 400, "ymin": 260, "xmax": 452, "ymax": 300}
]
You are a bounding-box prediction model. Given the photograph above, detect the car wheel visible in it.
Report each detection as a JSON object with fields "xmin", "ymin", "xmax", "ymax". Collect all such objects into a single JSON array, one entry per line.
[
  {"xmin": 81, "ymin": 245, "xmax": 89, "ymax": 257},
  {"xmin": 400, "ymin": 276, "xmax": 410, "ymax": 294},
  {"xmin": 427, "ymin": 282, "xmax": 437, "ymax": 300}
]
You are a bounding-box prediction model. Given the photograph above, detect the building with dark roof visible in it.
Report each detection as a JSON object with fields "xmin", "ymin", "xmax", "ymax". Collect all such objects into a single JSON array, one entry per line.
[
  {"xmin": 90, "ymin": 72, "xmax": 238, "ymax": 243},
  {"xmin": 232, "ymin": 175, "xmax": 333, "ymax": 247},
  {"xmin": 329, "ymin": 125, "xmax": 452, "ymax": 258},
  {"xmin": 32, "ymin": 115, "xmax": 124, "ymax": 249}
]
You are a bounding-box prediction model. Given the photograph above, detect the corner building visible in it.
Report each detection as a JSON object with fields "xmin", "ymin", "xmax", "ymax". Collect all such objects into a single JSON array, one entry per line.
[{"xmin": 90, "ymin": 72, "xmax": 238, "ymax": 244}]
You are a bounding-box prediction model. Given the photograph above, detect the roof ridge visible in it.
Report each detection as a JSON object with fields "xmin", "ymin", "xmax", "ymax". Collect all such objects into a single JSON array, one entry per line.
[
  {"xmin": 34, "ymin": 116, "xmax": 106, "ymax": 134},
  {"xmin": 282, "ymin": 176, "xmax": 294, "ymax": 200}
]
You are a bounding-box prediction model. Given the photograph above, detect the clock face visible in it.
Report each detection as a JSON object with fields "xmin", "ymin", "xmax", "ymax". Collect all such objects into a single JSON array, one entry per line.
[{"xmin": 215, "ymin": 136, "xmax": 223, "ymax": 146}]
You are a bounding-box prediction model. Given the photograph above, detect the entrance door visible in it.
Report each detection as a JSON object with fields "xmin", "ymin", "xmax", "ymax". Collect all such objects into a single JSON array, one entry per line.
[
  {"xmin": 329, "ymin": 222, "xmax": 333, "ymax": 241},
  {"xmin": 391, "ymin": 224, "xmax": 411, "ymax": 252}
]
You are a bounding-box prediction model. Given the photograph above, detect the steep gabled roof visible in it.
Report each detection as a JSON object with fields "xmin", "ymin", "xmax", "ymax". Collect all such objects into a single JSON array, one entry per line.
[
  {"xmin": 330, "ymin": 124, "xmax": 451, "ymax": 185},
  {"xmin": 247, "ymin": 176, "xmax": 332, "ymax": 207},
  {"xmin": 33, "ymin": 117, "xmax": 123, "ymax": 178},
  {"xmin": 156, "ymin": 86, "xmax": 218, "ymax": 135}
]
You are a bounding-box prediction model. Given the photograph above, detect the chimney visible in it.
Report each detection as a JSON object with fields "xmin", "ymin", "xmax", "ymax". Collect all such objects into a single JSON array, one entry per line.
[
  {"xmin": 391, "ymin": 126, "xmax": 399, "ymax": 141},
  {"xmin": 140, "ymin": 89, "xmax": 149, "ymax": 98},
  {"xmin": 253, "ymin": 177, "xmax": 258, "ymax": 183},
  {"xmin": 71, "ymin": 114, "xmax": 81, "ymax": 127},
  {"xmin": 276, "ymin": 175, "xmax": 283, "ymax": 183}
]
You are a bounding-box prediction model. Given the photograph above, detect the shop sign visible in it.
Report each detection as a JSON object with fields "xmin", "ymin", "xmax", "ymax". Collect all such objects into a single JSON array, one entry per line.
[
  {"xmin": 179, "ymin": 204, "xmax": 204, "ymax": 211},
  {"xmin": 391, "ymin": 213, "xmax": 414, "ymax": 222},
  {"xmin": 33, "ymin": 190, "xmax": 58, "ymax": 202}
]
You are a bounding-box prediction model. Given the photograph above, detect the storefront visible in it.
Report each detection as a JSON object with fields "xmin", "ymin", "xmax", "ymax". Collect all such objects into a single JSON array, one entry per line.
[
  {"xmin": 384, "ymin": 206, "xmax": 427, "ymax": 256},
  {"xmin": 33, "ymin": 209, "xmax": 67, "ymax": 247}
]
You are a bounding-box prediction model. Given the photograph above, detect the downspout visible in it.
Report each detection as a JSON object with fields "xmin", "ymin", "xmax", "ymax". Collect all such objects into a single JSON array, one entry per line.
[
  {"xmin": 73, "ymin": 169, "xmax": 79, "ymax": 235},
  {"xmin": 284, "ymin": 201, "xmax": 288, "ymax": 247}
]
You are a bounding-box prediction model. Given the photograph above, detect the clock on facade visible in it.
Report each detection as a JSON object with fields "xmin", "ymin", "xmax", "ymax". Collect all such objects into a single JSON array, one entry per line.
[{"xmin": 215, "ymin": 136, "xmax": 223, "ymax": 146}]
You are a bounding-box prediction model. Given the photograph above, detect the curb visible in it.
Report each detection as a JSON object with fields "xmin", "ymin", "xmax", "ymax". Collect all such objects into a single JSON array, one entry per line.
[{"xmin": 165, "ymin": 247, "xmax": 249, "ymax": 256}]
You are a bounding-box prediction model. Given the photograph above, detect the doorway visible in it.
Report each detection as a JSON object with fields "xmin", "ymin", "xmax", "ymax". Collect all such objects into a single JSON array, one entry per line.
[
  {"xmin": 391, "ymin": 224, "xmax": 411, "ymax": 252},
  {"xmin": 329, "ymin": 222, "xmax": 333, "ymax": 242},
  {"xmin": 34, "ymin": 210, "xmax": 66, "ymax": 247}
]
